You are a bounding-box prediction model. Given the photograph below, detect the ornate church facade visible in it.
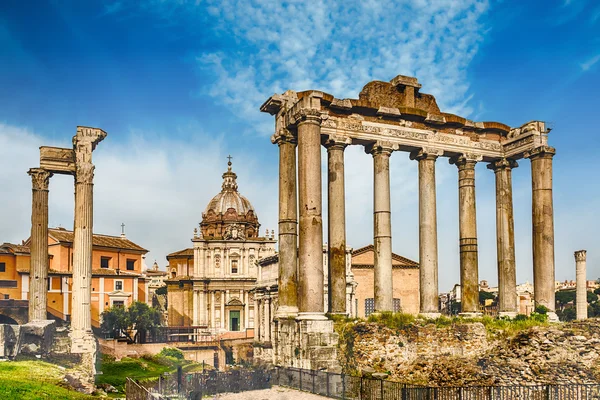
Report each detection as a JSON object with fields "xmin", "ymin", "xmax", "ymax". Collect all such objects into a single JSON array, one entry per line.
[{"xmin": 166, "ymin": 160, "xmax": 276, "ymax": 333}]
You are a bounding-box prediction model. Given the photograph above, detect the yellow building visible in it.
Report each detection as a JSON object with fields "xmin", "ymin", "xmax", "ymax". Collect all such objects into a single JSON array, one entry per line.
[{"xmin": 0, "ymin": 227, "xmax": 148, "ymax": 327}]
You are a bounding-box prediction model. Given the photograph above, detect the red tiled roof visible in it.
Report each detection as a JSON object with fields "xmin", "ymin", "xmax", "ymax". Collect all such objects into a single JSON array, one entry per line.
[
  {"xmin": 0, "ymin": 243, "xmax": 31, "ymax": 255},
  {"xmin": 167, "ymin": 248, "xmax": 194, "ymax": 258},
  {"xmin": 42, "ymin": 228, "xmax": 148, "ymax": 252},
  {"xmin": 351, "ymin": 244, "xmax": 419, "ymax": 267}
]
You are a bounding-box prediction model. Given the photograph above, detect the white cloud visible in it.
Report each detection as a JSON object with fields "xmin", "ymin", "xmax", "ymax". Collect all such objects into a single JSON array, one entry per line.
[{"xmin": 580, "ymin": 54, "xmax": 600, "ymax": 71}]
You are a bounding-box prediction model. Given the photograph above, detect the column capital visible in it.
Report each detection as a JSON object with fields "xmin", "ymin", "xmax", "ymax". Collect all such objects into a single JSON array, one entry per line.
[
  {"xmin": 524, "ymin": 145, "xmax": 556, "ymax": 160},
  {"xmin": 271, "ymin": 129, "xmax": 297, "ymax": 146},
  {"xmin": 323, "ymin": 134, "xmax": 351, "ymax": 150},
  {"xmin": 574, "ymin": 250, "xmax": 587, "ymax": 262},
  {"xmin": 487, "ymin": 158, "xmax": 518, "ymax": 172},
  {"xmin": 75, "ymin": 163, "xmax": 95, "ymax": 184},
  {"xmin": 449, "ymin": 153, "xmax": 482, "ymax": 169},
  {"xmin": 365, "ymin": 141, "xmax": 398, "ymax": 156},
  {"xmin": 28, "ymin": 168, "xmax": 53, "ymax": 190},
  {"xmin": 410, "ymin": 147, "xmax": 443, "ymax": 161},
  {"xmin": 292, "ymin": 108, "xmax": 325, "ymax": 125}
]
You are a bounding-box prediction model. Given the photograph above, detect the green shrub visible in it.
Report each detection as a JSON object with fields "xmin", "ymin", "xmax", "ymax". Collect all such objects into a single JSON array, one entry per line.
[
  {"xmin": 159, "ymin": 347, "xmax": 184, "ymax": 360},
  {"xmin": 535, "ymin": 305, "xmax": 549, "ymax": 315}
]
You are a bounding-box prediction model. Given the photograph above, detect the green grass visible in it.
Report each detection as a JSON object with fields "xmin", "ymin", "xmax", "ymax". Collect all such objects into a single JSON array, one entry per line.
[
  {"xmin": 96, "ymin": 354, "xmax": 171, "ymax": 393},
  {"xmin": 0, "ymin": 361, "xmax": 97, "ymax": 400}
]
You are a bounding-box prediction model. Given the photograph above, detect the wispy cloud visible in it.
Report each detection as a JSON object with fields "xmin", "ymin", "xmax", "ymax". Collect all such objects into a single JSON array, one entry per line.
[{"xmin": 580, "ymin": 53, "xmax": 600, "ymax": 71}]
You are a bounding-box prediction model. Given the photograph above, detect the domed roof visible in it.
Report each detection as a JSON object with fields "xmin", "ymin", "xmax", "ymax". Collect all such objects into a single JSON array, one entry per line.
[{"xmin": 203, "ymin": 161, "xmax": 255, "ymax": 216}]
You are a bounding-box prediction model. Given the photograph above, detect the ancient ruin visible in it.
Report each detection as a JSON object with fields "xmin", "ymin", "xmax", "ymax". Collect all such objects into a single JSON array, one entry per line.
[
  {"xmin": 575, "ymin": 250, "xmax": 588, "ymax": 320},
  {"xmin": 261, "ymin": 74, "xmax": 557, "ymax": 368}
]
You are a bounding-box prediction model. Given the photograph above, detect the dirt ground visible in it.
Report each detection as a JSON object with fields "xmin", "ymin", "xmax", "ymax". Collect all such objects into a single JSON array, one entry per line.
[{"xmin": 210, "ymin": 386, "xmax": 329, "ymax": 399}]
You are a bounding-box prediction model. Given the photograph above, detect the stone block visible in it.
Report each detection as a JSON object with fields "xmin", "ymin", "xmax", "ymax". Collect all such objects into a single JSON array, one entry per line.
[
  {"xmin": 19, "ymin": 320, "xmax": 55, "ymax": 356},
  {"xmin": 0, "ymin": 324, "xmax": 21, "ymax": 358}
]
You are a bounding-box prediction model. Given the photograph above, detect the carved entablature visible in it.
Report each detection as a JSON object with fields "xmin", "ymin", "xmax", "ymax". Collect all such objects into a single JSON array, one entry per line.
[
  {"xmin": 261, "ymin": 75, "xmax": 551, "ymax": 162},
  {"xmin": 39, "ymin": 147, "xmax": 76, "ymax": 175}
]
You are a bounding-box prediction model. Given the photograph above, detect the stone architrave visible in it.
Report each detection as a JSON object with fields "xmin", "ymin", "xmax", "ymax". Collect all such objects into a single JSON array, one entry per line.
[
  {"xmin": 366, "ymin": 141, "xmax": 398, "ymax": 313},
  {"xmin": 71, "ymin": 127, "xmax": 106, "ymax": 361},
  {"xmin": 324, "ymin": 134, "xmax": 351, "ymax": 315},
  {"xmin": 488, "ymin": 158, "xmax": 519, "ymax": 317},
  {"xmin": 410, "ymin": 148, "xmax": 442, "ymax": 317},
  {"xmin": 295, "ymin": 106, "xmax": 327, "ymax": 320},
  {"xmin": 525, "ymin": 146, "xmax": 557, "ymax": 318},
  {"xmin": 450, "ymin": 154, "xmax": 482, "ymax": 316},
  {"xmin": 272, "ymin": 130, "xmax": 298, "ymax": 318},
  {"xmin": 28, "ymin": 168, "xmax": 53, "ymax": 322},
  {"xmin": 575, "ymin": 250, "xmax": 587, "ymax": 320}
]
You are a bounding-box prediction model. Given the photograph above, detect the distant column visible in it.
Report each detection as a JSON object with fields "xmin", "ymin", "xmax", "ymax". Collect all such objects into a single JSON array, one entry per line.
[
  {"xmin": 193, "ymin": 290, "xmax": 199, "ymax": 326},
  {"xmin": 410, "ymin": 148, "xmax": 442, "ymax": 317},
  {"xmin": 575, "ymin": 250, "xmax": 587, "ymax": 320},
  {"xmin": 220, "ymin": 291, "xmax": 225, "ymax": 329},
  {"xmin": 450, "ymin": 154, "xmax": 481, "ymax": 316},
  {"xmin": 324, "ymin": 135, "xmax": 351, "ymax": 315},
  {"xmin": 244, "ymin": 291, "xmax": 249, "ymax": 330},
  {"xmin": 525, "ymin": 146, "xmax": 556, "ymax": 317},
  {"xmin": 264, "ymin": 297, "xmax": 271, "ymax": 342},
  {"xmin": 211, "ymin": 291, "xmax": 216, "ymax": 329},
  {"xmin": 28, "ymin": 168, "xmax": 53, "ymax": 322},
  {"xmin": 199, "ymin": 290, "xmax": 206, "ymax": 325},
  {"xmin": 272, "ymin": 130, "xmax": 298, "ymax": 318},
  {"xmin": 366, "ymin": 141, "xmax": 398, "ymax": 312}
]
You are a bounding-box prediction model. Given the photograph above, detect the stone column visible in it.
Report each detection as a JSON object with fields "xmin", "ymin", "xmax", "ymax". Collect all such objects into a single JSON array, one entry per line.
[
  {"xmin": 295, "ymin": 108, "xmax": 326, "ymax": 320},
  {"xmin": 366, "ymin": 141, "xmax": 398, "ymax": 312},
  {"xmin": 244, "ymin": 291, "xmax": 249, "ymax": 329},
  {"xmin": 211, "ymin": 291, "xmax": 216, "ymax": 329},
  {"xmin": 450, "ymin": 154, "xmax": 481, "ymax": 316},
  {"xmin": 71, "ymin": 127, "xmax": 106, "ymax": 357},
  {"xmin": 272, "ymin": 130, "xmax": 298, "ymax": 318},
  {"xmin": 575, "ymin": 250, "xmax": 587, "ymax": 320},
  {"xmin": 488, "ymin": 159, "xmax": 518, "ymax": 317},
  {"xmin": 525, "ymin": 146, "xmax": 556, "ymax": 317},
  {"xmin": 220, "ymin": 291, "xmax": 225, "ymax": 329},
  {"xmin": 199, "ymin": 290, "xmax": 206, "ymax": 325},
  {"xmin": 264, "ymin": 297, "xmax": 271, "ymax": 342},
  {"xmin": 28, "ymin": 168, "xmax": 53, "ymax": 322},
  {"xmin": 193, "ymin": 290, "xmax": 199, "ymax": 325},
  {"xmin": 324, "ymin": 135, "xmax": 351, "ymax": 315},
  {"xmin": 410, "ymin": 149, "xmax": 442, "ymax": 317}
]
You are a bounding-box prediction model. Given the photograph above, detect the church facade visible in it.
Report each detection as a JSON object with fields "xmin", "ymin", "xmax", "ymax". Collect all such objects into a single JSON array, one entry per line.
[{"xmin": 166, "ymin": 160, "xmax": 276, "ymax": 333}]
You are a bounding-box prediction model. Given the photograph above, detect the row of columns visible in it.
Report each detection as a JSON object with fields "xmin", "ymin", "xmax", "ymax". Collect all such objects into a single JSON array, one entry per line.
[{"xmin": 275, "ymin": 102, "xmax": 556, "ymax": 318}]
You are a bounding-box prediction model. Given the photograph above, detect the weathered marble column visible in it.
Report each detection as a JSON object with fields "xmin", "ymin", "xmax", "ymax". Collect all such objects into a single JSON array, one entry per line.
[
  {"xmin": 71, "ymin": 127, "xmax": 106, "ymax": 356},
  {"xmin": 366, "ymin": 141, "xmax": 398, "ymax": 312},
  {"xmin": 410, "ymin": 148, "xmax": 442, "ymax": 317},
  {"xmin": 488, "ymin": 159, "xmax": 518, "ymax": 317},
  {"xmin": 575, "ymin": 250, "xmax": 587, "ymax": 320},
  {"xmin": 450, "ymin": 154, "xmax": 481, "ymax": 316},
  {"xmin": 324, "ymin": 135, "xmax": 351, "ymax": 315},
  {"xmin": 28, "ymin": 168, "xmax": 53, "ymax": 321},
  {"xmin": 525, "ymin": 146, "xmax": 556, "ymax": 317},
  {"xmin": 272, "ymin": 130, "xmax": 298, "ymax": 318},
  {"xmin": 295, "ymin": 108, "xmax": 326, "ymax": 320}
]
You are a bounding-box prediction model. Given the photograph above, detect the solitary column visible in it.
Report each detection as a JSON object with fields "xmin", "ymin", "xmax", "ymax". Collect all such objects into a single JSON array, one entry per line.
[
  {"xmin": 272, "ymin": 130, "xmax": 298, "ymax": 318},
  {"xmin": 525, "ymin": 146, "xmax": 557, "ymax": 318},
  {"xmin": 295, "ymin": 108, "xmax": 326, "ymax": 320},
  {"xmin": 366, "ymin": 141, "xmax": 398, "ymax": 312},
  {"xmin": 28, "ymin": 168, "xmax": 53, "ymax": 321},
  {"xmin": 325, "ymin": 135, "xmax": 351, "ymax": 315},
  {"xmin": 575, "ymin": 250, "xmax": 587, "ymax": 320},
  {"xmin": 488, "ymin": 159, "xmax": 518, "ymax": 317},
  {"xmin": 71, "ymin": 127, "xmax": 106, "ymax": 355},
  {"xmin": 450, "ymin": 154, "xmax": 481, "ymax": 316},
  {"xmin": 410, "ymin": 148, "xmax": 441, "ymax": 317}
]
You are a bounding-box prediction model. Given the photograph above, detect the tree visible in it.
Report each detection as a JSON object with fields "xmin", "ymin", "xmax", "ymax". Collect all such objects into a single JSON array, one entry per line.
[
  {"xmin": 479, "ymin": 291, "xmax": 496, "ymax": 305},
  {"xmin": 101, "ymin": 301, "xmax": 162, "ymax": 343},
  {"xmin": 594, "ymin": 287, "xmax": 600, "ymax": 296},
  {"xmin": 555, "ymin": 290, "xmax": 575, "ymax": 311},
  {"xmin": 155, "ymin": 286, "xmax": 167, "ymax": 296}
]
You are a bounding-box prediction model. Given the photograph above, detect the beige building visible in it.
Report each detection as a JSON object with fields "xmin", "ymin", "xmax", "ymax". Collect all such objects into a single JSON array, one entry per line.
[{"xmin": 166, "ymin": 160, "xmax": 276, "ymax": 332}]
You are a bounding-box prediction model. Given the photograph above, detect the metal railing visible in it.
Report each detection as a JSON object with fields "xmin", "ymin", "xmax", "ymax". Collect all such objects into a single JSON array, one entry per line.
[{"xmin": 126, "ymin": 377, "xmax": 165, "ymax": 399}]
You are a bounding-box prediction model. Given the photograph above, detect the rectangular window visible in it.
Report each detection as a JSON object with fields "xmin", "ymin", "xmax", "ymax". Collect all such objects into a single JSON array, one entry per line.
[
  {"xmin": 231, "ymin": 260, "xmax": 238, "ymax": 274},
  {"xmin": 365, "ymin": 298, "xmax": 374, "ymax": 317},
  {"xmin": 126, "ymin": 259, "xmax": 135, "ymax": 271},
  {"xmin": 113, "ymin": 300, "xmax": 124, "ymax": 308},
  {"xmin": 0, "ymin": 263, "xmax": 5, "ymax": 272},
  {"xmin": 115, "ymin": 280, "xmax": 123, "ymax": 291},
  {"xmin": 3, "ymin": 294, "xmax": 8, "ymax": 300},
  {"xmin": 100, "ymin": 257, "xmax": 111, "ymax": 269},
  {"xmin": 393, "ymin": 298, "xmax": 401, "ymax": 313}
]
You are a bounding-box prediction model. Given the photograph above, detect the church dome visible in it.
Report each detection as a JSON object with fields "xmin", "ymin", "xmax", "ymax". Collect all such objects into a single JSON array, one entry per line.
[{"xmin": 200, "ymin": 159, "xmax": 260, "ymax": 239}]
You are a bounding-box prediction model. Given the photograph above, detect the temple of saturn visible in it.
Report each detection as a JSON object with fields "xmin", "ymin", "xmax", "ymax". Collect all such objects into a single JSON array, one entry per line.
[
  {"xmin": 28, "ymin": 126, "xmax": 106, "ymax": 379},
  {"xmin": 261, "ymin": 75, "xmax": 558, "ymax": 369}
]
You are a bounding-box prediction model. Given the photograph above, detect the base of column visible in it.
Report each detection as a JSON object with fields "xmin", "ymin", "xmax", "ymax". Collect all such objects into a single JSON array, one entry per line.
[
  {"xmin": 296, "ymin": 312, "xmax": 328, "ymax": 321},
  {"xmin": 547, "ymin": 311, "xmax": 560, "ymax": 323},
  {"xmin": 275, "ymin": 306, "xmax": 299, "ymax": 319},
  {"xmin": 459, "ymin": 312, "xmax": 482, "ymax": 318},
  {"xmin": 419, "ymin": 312, "xmax": 441, "ymax": 319},
  {"xmin": 70, "ymin": 330, "xmax": 97, "ymax": 354},
  {"xmin": 327, "ymin": 312, "xmax": 349, "ymax": 317},
  {"xmin": 499, "ymin": 311, "xmax": 518, "ymax": 319}
]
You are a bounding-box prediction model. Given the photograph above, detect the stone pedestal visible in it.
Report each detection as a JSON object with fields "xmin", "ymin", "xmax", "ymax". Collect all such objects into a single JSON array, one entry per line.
[{"xmin": 575, "ymin": 250, "xmax": 587, "ymax": 320}]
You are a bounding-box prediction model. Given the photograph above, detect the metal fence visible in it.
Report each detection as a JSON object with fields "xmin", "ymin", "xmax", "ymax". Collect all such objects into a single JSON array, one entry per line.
[{"xmin": 126, "ymin": 377, "xmax": 165, "ymax": 399}]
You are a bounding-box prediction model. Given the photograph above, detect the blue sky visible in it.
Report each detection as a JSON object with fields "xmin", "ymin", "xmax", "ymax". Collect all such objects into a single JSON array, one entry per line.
[{"xmin": 1, "ymin": 0, "xmax": 599, "ymax": 291}]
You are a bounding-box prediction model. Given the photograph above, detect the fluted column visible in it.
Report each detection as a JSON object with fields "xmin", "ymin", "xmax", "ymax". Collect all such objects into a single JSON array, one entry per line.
[
  {"xmin": 366, "ymin": 141, "xmax": 398, "ymax": 312},
  {"xmin": 324, "ymin": 135, "xmax": 351, "ymax": 315},
  {"xmin": 71, "ymin": 127, "xmax": 106, "ymax": 356},
  {"xmin": 488, "ymin": 159, "xmax": 518, "ymax": 317},
  {"xmin": 28, "ymin": 168, "xmax": 53, "ymax": 321},
  {"xmin": 410, "ymin": 148, "xmax": 442, "ymax": 316},
  {"xmin": 525, "ymin": 146, "xmax": 556, "ymax": 316},
  {"xmin": 272, "ymin": 130, "xmax": 298, "ymax": 318},
  {"xmin": 575, "ymin": 250, "xmax": 587, "ymax": 320},
  {"xmin": 295, "ymin": 108, "xmax": 326, "ymax": 320},
  {"xmin": 450, "ymin": 154, "xmax": 481, "ymax": 316}
]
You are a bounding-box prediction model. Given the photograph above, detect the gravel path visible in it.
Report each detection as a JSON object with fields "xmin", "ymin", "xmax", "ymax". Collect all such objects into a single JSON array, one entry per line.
[{"xmin": 209, "ymin": 386, "xmax": 329, "ymax": 399}]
